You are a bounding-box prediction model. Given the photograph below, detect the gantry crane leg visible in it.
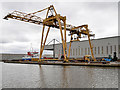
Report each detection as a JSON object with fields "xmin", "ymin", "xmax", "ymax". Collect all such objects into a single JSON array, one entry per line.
[
  {"xmin": 39, "ymin": 25, "xmax": 45, "ymax": 61},
  {"xmin": 63, "ymin": 17, "xmax": 67, "ymax": 55},
  {"xmin": 86, "ymin": 28, "xmax": 96, "ymax": 61},
  {"xmin": 39, "ymin": 27, "xmax": 50, "ymax": 62},
  {"xmin": 56, "ymin": 15, "xmax": 67, "ymax": 62},
  {"xmin": 68, "ymin": 35, "xmax": 72, "ymax": 58}
]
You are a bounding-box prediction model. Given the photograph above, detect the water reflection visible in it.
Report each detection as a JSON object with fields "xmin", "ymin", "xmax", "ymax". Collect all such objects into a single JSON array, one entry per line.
[
  {"xmin": 2, "ymin": 63, "xmax": 119, "ymax": 88},
  {"xmin": 39, "ymin": 65, "xmax": 46, "ymax": 88},
  {"xmin": 0, "ymin": 63, "xmax": 2, "ymax": 89},
  {"xmin": 62, "ymin": 66, "xmax": 68, "ymax": 88}
]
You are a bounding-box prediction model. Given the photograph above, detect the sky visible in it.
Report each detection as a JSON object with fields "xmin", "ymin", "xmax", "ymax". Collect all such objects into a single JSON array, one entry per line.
[{"xmin": 0, "ymin": 0, "xmax": 119, "ymax": 54}]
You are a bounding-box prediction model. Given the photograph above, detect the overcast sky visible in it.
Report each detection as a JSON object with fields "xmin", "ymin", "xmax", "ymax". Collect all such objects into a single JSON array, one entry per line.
[{"xmin": 0, "ymin": 0, "xmax": 119, "ymax": 54}]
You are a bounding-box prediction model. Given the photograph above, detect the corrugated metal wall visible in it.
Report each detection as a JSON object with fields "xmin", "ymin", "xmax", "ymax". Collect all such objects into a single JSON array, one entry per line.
[
  {"xmin": 45, "ymin": 36, "xmax": 120, "ymax": 59},
  {"xmin": 0, "ymin": 54, "xmax": 26, "ymax": 60}
]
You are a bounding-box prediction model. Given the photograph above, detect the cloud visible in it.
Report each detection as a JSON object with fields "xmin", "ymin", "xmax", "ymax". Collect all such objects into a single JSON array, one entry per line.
[{"xmin": 0, "ymin": 2, "xmax": 118, "ymax": 54}]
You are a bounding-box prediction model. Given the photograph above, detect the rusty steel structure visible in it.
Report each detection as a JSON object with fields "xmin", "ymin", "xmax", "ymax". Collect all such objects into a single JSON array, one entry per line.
[{"xmin": 3, "ymin": 5, "xmax": 95, "ymax": 62}]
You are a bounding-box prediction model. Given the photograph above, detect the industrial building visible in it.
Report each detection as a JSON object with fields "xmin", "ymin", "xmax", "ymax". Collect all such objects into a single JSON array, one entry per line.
[
  {"xmin": 0, "ymin": 54, "xmax": 25, "ymax": 60},
  {"xmin": 44, "ymin": 36, "xmax": 120, "ymax": 59}
]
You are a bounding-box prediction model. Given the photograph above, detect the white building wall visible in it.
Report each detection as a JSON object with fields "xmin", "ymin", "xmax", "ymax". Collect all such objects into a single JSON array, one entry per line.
[
  {"xmin": 54, "ymin": 36, "xmax": 120, "ymax": 59},
  {"xmin": 92, "ymin": 37, "xmax": 119, "ymax": 58},
  {"xmin": 44, "ymin": 36, "xmax": 120, "ymax": 59}
]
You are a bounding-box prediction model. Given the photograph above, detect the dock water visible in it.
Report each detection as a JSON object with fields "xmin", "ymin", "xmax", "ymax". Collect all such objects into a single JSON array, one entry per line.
[{"xmin": 3, "ymin": 60, "xmax": 120, "ymax": 67}]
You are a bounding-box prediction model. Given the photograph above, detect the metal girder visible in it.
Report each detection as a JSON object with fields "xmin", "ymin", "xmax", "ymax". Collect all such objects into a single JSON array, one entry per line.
[{"xmin": 3, "ymin": 11, "xmax": 94, "ymax": 36}]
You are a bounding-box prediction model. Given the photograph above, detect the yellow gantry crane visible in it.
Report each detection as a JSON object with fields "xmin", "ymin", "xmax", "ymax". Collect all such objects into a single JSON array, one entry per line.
[{"xmin": 3, "ymin": 5, "xmax": 95, "ymax": 62}]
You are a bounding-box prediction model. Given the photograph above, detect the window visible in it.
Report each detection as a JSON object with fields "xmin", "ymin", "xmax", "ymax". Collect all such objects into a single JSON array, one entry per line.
[
  {"xmin": 88, "ymin": 48, "xmax": 90, "ymax": 55},
  {"xmin": 114, "ymin": 45, "xmax": 116, "ymax": 52},
  {"xmin": 73, "ymin": 49, "xmax": 74, "ymax": 56},
  {"xmin": 76, "ymin": 48, "xmax": 77, "ymax": 56},
  {"xmin": 110, "ymin": 46, "xmax": 112, "ymax": 54},
  {"xmin": 98, "ymin": 47, "xmax": 100, "ymax": 54},
  {"xmin": 95, "ymin": 47, "xmax": 96, "ymax": 54},
  {"xmin": 92, "ymin": 47, "xmax": 94, "ymax": 54},
  {"xmin": 71, "ymin": 49, "xmax": 72, "ymax": 56},
  {"xmin": 102, "ymin": 46, "xmax": 103, "ymax": 54},
  {"xmin": 106, "ymin": 46, "xmax": 108, "ymax": 54},
  {"xmin": 119, "ymin": 45, "xmax": 120, "ymax": 54},
  {"xmin": 79, "ymin": 48, "xmax": 80, "ymax": 55},
  {"xmin": 81, "ymin": 48, "xmax": 83, "ymax": 55},
  {"xmin": 85, "ymin": 48, "xmax": 87, "ymax": 55}
]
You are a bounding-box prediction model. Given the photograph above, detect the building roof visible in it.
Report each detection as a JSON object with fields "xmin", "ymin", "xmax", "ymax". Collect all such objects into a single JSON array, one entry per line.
[{"xmin": 47, "ymin": 36, "xmax": 120, "ymax": 46}]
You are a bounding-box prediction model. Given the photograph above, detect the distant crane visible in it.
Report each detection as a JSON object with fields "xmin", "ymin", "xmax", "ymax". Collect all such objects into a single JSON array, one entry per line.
[
  {"xmin": 3, "ymin": 5, "xmax": 95, "ymax": 62},
  {"xmin": 46, "ymin": 39, "xmax": 60, "ymax": 59}
]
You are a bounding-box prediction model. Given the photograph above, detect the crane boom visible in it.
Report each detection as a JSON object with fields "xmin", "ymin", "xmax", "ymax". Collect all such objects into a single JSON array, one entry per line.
[
  {"xmin": 3, "ymin": 10, "xmax": 75, "ymax": 30},
  {"xmin": 3, "ymin": 10, "xmax": 94, "ymax": 36}
]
